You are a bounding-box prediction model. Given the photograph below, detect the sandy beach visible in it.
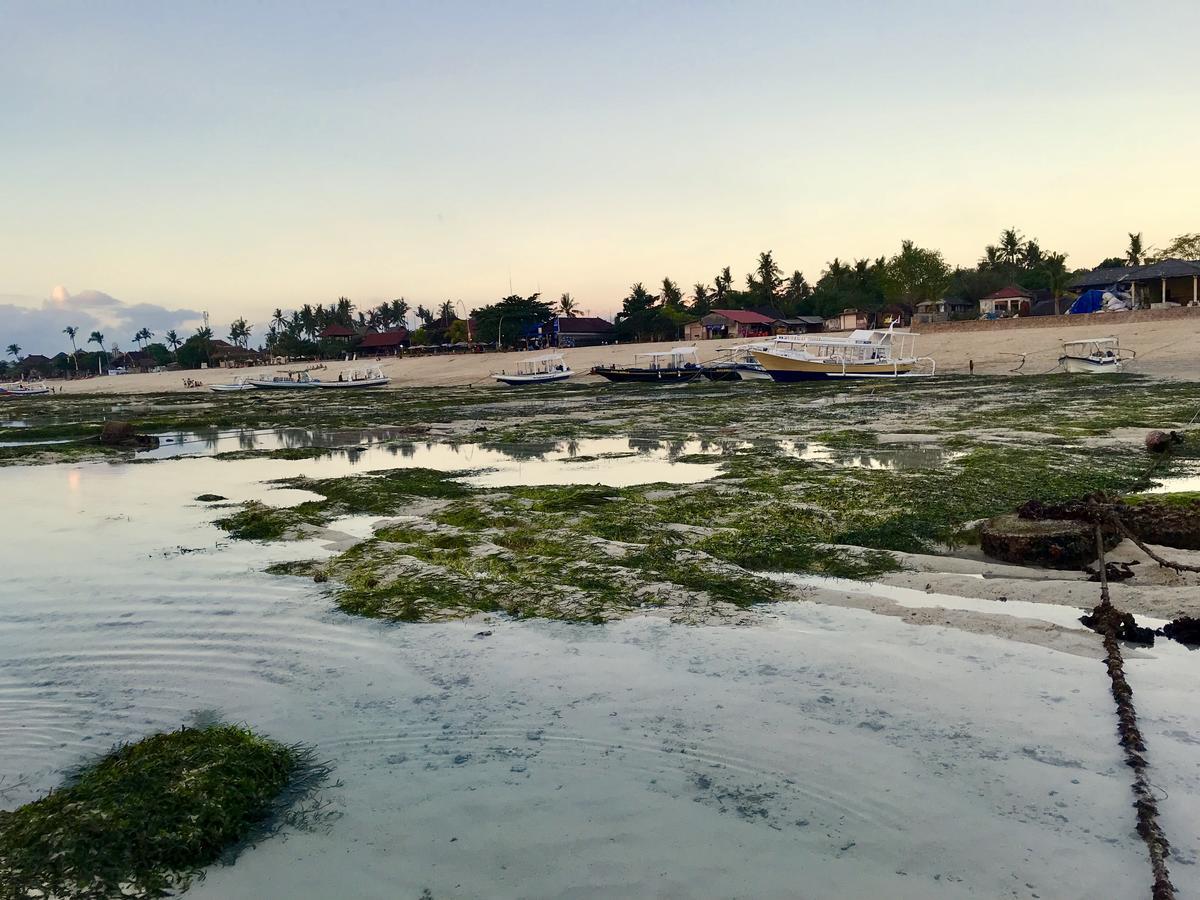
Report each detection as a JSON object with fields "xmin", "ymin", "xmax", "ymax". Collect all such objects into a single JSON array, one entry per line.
[{"xmin": 37, "ymin": 314, "xmax": 1200, "ymax": 395}]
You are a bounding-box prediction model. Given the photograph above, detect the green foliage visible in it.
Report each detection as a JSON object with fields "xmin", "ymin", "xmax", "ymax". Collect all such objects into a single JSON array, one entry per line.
[
  {"xmin": 883, "ymin": 240, "xmax": 950, "ymax": 306},
  {"xmin": 470, "ymin": 294, "xmax": 554, "ymax": 348},
  {"xmin": 0, "ymin": 724, "xmax": 304, "ymax": 900},
  {"xmin": 175, "ymin": 334, "xmax": 211, "ymax": 369},
  {"xmin": 214, "ymin": 501, "xmax": 320, "ymax": 540}
]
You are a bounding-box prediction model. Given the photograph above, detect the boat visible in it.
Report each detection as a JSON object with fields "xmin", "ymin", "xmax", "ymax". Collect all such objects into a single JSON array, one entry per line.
[
  {"xmin": 246, "ymin": 367, "xmax": 389, "ymax": 390},
  {"xmin": 210, "ymin": 376, "xmax": 254, "ymax": 393},
  {"xmin": 750, "ymin": 327, "xmax": 935, "ymax": 381},
  {"xmin": 591, "ymin": 347, "xmax": 703, "ymax": 383},
  {"xmin": 493, "ymin": 353, "xmax": 573, "ymax": 386},
  {"xmin": 1058, "ymin": 337, "xmax": 1133, "ymax": 374},
  {"xmin": 0, "ymin": 382, "xmax": 51, "ymax": 398},
  {"xmin": 312, "ymin": 367, "xmax": 389, "ymax": 389},
  {"xmin": 701, "ymin": 343, "xmax": 774, "ymax": 381}
]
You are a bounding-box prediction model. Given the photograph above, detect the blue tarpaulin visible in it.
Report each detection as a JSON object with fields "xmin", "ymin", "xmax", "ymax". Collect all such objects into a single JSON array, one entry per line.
[{"xmin": 1068, "ymin": 290, "xmax": 1106, "ymax": 314}]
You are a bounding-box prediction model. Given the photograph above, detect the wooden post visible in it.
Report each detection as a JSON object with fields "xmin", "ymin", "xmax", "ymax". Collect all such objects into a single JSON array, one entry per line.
[
  {"xmin": 1193, "ymin": 274, "xmax": 1197, "ymax": 306},
  {"xmin": 1161, "ymin": 276, "xmax": 1167, "ymax": 305}
]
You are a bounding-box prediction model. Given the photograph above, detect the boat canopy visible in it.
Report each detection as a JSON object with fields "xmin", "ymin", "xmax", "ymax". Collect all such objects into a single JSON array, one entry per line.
[{"xmin": 1063, "ymin": 337, "xmax": 1119, "ymax": 348}]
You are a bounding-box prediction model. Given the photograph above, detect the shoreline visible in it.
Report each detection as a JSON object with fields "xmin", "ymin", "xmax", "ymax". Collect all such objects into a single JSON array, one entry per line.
[{"xmin": 15, "ymin": 314, "xmax": 1200, "ymax": 396}]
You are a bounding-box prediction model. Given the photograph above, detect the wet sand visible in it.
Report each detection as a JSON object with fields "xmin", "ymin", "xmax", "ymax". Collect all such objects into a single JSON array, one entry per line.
[{"xmin": 40, "ymin": 314, "xmax": 1200, "ymax": 395}]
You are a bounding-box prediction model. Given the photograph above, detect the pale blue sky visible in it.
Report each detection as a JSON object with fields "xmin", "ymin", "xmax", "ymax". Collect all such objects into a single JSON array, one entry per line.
[{"xmin": 3, "ymin": 0, "xmax": 1198, "ymax": 344}]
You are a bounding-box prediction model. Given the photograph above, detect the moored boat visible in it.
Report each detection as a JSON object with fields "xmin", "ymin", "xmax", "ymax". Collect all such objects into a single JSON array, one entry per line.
[
  {"xmin": 751, "ymin": 327, "xmax": 935, "ymax": 381},
  {"xmin": 1058, "ymin": 337, "xmax": 1132, "ymax": 374},
  {"xmin": 701, "ymin": 343, "xmax": 773, "ymax": 381},
  {"xmin": 0, "ymin": 382, "xmax": 51, "ymax": 398},
  {"xmin": 210, "ymin": 376, "xmax": 254, "ymax": 393},
  {"xmin": 246, "ymin": 367, "xmax": 389, "ymax": 390},
  {"xmin": 493, "ymin": 353, "xmax": 573, "ymax": 386},
  {"xmin": 591, "ymin": 347, "xmax": 703, "ymax": 383},
  {"xmin": 312, "ymin": 367, "xmax": 389, "ymax": 388}
]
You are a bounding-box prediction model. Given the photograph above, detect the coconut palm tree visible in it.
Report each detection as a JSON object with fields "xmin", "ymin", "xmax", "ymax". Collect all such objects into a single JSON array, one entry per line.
[
  {"xmin": 164, "ymin": 329, "xmax": 182, "ymax": 360},
  {"xmin": 88, "ymin": 331, "xmax": 106, "ymax": 371},
  {"xmin": 1045, "ymin": 253, "xmax": 1070, "ymax": 315},
  {"xmin": 63, "ymin": 325, "xmax": 80, "ymax": 371},
  {"xmin": 6, "ymin": 343, "xmax": 21, "ymax": 360},
  {"xmin": 438, "ymin": 300, "xmax": 455, "ymax": 324},
  {"xmin": 389, "ymin": 298, "xmax": 410, "ymax": 329},
  {"xmin": 999, "ymin": 228, "xmax": 1025, "ymax": 266},
  {"xmin": 1126, "ymin": 232, "xmax": 1144, "ymax": 266},
  {"xmin": 271, "ymin": 308, "xmax": 286, "ymax": 331},
  {"xmin": 556, "ymin": 292, "xmax": 580, "ymax": 317},
  {"xmin": 228, "ymin": 318, "xmax": 251, "ymax": 348},
  {"xmin": 133, "ymin": 327, "xmax": 153, "ymax": 350}
]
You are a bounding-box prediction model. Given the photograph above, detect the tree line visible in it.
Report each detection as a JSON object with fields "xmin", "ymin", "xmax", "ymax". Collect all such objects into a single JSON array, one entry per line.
[{"xmin": 4, "ymin": 230, "xmax": 1196, "ymax": 374}]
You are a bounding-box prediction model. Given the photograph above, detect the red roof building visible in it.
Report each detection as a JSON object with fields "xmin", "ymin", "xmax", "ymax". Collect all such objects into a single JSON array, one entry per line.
[
  {"xmin": 359, "ymin": 329, "xmax": 410, "ymax": 354},
  {"xmin": 318, "ymin": 323, "xmax": 356, "ymax": 339},
  {"xmin": 687, "ymin": 308, "xmax": 776, "ymax": 340},
  {"xmin": 980, "ymin": 286, "xmax": 1033, "ymax": 318}
]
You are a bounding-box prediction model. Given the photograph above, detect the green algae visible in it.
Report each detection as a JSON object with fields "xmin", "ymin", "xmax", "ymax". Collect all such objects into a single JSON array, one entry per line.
[{"xmin": 0, "ymin": 724, "xmax": 319, "ymax": 900}]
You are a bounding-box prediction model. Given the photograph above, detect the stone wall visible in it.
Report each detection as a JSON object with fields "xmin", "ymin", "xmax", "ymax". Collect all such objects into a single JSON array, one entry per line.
[{"xmin": 910, "ymin": 306, "xmax": 1200, "ymax": 334}]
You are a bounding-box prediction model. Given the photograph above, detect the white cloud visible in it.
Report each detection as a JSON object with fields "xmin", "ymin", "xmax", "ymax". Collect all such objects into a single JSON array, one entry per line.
[{"xmin": 0, "ymin": 287, "xmax": 204, "ymax": 355}]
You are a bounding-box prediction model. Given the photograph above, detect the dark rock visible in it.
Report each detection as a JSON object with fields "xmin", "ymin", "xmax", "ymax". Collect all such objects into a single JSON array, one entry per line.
[
  {"xmin": 195, "ymin": 494, "xmax": 227, "ymax": 502},
  {"xmin": 97, "ymin": 420, "xmax": 159, "ymax": 449},
  {"xmin": 1119, "ymin": 496, "xmax": 1200, "ymax": 551},
  {"xmin": 1084, "ymin": 561, "xmax": 1138, "ymax": 582},
  {"xmin": 1145, "ymin": 430, "xmax": 1183, "ymax": 454},
  {"xmin": 980, "ymin": 513, "xmax": 1119, "ymax": 569},
  {"xmin": 1161, "ymin": 616, "xmax": 1200, "ymax": 646}
]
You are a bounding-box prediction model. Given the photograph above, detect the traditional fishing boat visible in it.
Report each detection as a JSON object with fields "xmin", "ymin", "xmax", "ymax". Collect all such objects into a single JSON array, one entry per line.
[
  {"xmin": 701, "ymin": 343, "xmax": 773, "ymax": 381},
  {"xmin": 591, "ymin": 347, "xmax": 703, "ymax": 383},
  {"xmin": 209, "ymin": 376, "xmax": 254, "ymax": 393},
  {"xmin": 246, "ymin": 366, "xmax": 389, "ymax": 390},
  {"xmin": 750, "ymin": 327, "xmax": 935, "ymax": 381},
  {"xmin": 493, "ymin": 353, "xmax": 573, "ymax": 386},
  {"xmin": 0, "ymin": 382, "xmax": 51, "ymax": 398},
  {"xmin": 1058, "ymin": 337, "xmax": 1133, "ymax": 374}
]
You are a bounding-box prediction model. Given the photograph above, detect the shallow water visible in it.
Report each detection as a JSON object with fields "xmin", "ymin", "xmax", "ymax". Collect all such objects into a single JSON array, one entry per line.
[{"xmin": 2, "ymin": 452, "xmax": 1198, "ymax": 898}]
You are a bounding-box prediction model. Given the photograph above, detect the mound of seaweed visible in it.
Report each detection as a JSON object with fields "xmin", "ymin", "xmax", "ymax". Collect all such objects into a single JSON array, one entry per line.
[{"xmin": 0, "ymin": 724, "xmax": 325, "ymax": 899}]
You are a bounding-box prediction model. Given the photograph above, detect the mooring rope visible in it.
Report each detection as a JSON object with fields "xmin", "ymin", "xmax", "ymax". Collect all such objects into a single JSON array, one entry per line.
[{"xmin": 1090, "ymin": 525, "xmax": 1176, "ymax": 899}]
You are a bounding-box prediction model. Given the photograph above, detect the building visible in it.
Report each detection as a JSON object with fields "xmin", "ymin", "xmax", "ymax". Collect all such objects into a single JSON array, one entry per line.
[
  {"xmin": 16, "ymin": 354, "xmax": 52, "ymax": 377},
  {"xmin": 823, "ymin": 309, "xmax": 870, "ymax": 332},
  {"xmin": 358, "ymin": 329, "xmax": 410, "ymax": 355},
  {"xmin": 688, "ymin": 309, "xmax": 777, "ymax": 340},
  {"xmin": 773, "ymin": 316, "xmax": 825, "ymax": 334},
  {"xmin": 318, "ymin": 323, "xmax": 356, "ymax": 342},
  {"xmin": 208, "ymin": 339, "xmax": 263, "ymax": 367},
  {"xmin": 551, "ymin": 316, "xmax": 613, "ymax": 348},
  {"xmin": 1069, "ymin": 258, "xmax": 1200, "ymax": 307},
  {"xmin": 913, "ymin": 298, "xmax": 975, "ymax": 324},
  {"xmin": 979, "ymin": 286, "xmax": 1033, "ymax": 318}
]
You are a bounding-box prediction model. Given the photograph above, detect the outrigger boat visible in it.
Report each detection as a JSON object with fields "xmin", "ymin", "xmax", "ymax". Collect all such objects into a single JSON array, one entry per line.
[
  {"xmin": 493, "ymin": 353, "xmax": 573, "ymax": 386},
  {"xmin": 750, "ymin": 327, "xmax": 935, "ymax": 381},
  {"xmin": 247, "ymin": 367, "xmax": 389, "ymax": 390},
  {"xmin": 701, "ymin": 343, "xmax": 773, "ymax": 382},
  {"xmin": 0, "ymin": 382, "xmax": 51, "ymax": 398},
  {"xmin": 1058, "ymin": 337, "xmax": 1133, "ymax": 374},
  {"xmin": 591, "ymin": 347, "xmax": 703, "ymax": 383}
]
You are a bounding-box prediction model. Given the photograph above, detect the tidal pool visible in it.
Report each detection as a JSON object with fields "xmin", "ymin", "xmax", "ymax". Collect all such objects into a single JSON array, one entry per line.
[{"xmin": 1, "ymin": 450, "xmax": 1198, "ymax": 898}]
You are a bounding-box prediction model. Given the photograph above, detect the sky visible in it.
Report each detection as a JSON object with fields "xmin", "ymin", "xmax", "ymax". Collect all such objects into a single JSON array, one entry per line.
[{"xmin": 2, "ymin": 0, "xmax": 1199, "ymax": 353}]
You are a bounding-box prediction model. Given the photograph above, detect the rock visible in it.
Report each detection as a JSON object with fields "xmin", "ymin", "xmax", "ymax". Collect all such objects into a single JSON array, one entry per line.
[
  {"xmin": 1145, "ymin": 430, "xmax": 1182, "ymax": 454},
  {"xmin": 1119, "ymin": 495, "xmax": 1200, "ymax": 551},
  {"xmin": 195, "ymin": 494, "xmax": 227, "ymax": 502},
  {"xmin": 1161, "ymin": 616, "xmax": 1200, "ymax": 646},
  {"xmin": 98, "ymin": 420, "xmax": 159, "ymax": 449},
  {"xmin": 980, "ymin": 513, "xmax": 1119, "ymax": 569}
]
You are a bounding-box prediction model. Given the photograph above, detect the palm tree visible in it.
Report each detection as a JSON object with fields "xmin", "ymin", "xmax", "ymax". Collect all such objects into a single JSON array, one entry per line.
[
  {"xmin": 88, "ymin": 331, "xmax": 106, "ymax": 372},
  {"xmin": 1021, "ymin": 240, "xmax": 1042, "ymax": 269},
  {"xmin": 557, "ymin": 292, "xmax": 580, "ymax": 317},
  {"xmin": 980, "ymin": 245, "xmax": 1002, "ymax": 269},
  {"xmin": 63, "ymin": 325, "xmax": 80, "ymax": 371},
  {"xmin": 228, "ymin": 318, "xmax": 251, "ymax": 348},
  {"xmin": 1045, "ymin": 253, "xmax": 1070, "ymax": 315},
  {"xmin": 6, "ymin": 343, "xmax": 21, "ymax": 360},
  {"xmin": 1126, "ymin": 232, "xmax": 1144, "ymax": 266},
  {"xmin": 164, "ymin": 329, "xmax": 182, "ymax": 360},
  {"xmin": 438, "ymin": 300, "xmax": 455, "ymax": 324},
  {"xmin": 133, "ymin": 327, "xmax": 153, "ymax": 350},
  {"xmin": 999, "ymin": 228, "xmax": 1025, "ymax": 266},
  {"xmin": 271, "ymin": 308, "xmax": 286, "ymax": 331},
  {"xmin": 389, "ymin": 298, "xmax": 410, "ymax": 329}
]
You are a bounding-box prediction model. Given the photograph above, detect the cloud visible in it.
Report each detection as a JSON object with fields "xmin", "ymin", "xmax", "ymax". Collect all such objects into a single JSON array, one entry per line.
[{"xmin": 0, "ymin": 287, "xmax": 203, "ymax": 355}]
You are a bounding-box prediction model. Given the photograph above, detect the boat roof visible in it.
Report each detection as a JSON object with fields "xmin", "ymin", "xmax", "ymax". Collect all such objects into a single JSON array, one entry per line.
[
  {"xmin": 1063, "ymin": 337, "xmax": 1119, "ymax": 347},
  {"xmin": 635, "ymin": 346, "xmax": 698, "ymax": 359},
  {"xmin": 521, "ymin": 353, "xmax": 565, "ymax": 363}
]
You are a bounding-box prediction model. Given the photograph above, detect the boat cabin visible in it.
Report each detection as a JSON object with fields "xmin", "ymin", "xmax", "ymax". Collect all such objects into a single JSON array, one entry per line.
[{"xmin": 634, "ymin": 347, "xmax": 700, "ymax": 370}]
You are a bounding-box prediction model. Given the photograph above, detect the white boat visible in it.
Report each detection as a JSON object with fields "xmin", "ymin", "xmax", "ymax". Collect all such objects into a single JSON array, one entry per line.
[
  {"xmin": 1059, "ymin": 338, "xmax": 1133, "ymax": 374},
  {"xmin": 246, "ymin": 367, "xmax": 389, "ymax": 390},
  {"xmin": 493, "ymin": 354, "xmax": 573, "ymax": 386},
  {"xmin": 0, "ymin": 382, "xmax": 51, "ymax": 398},
  {"xmin": 210, "ymin": 376, "xmax": 254, "ymax": 393},
  {"xmin": 750, "ymin": 327, "xmax": 936, "ymax": 381},
  {"xmin": 701, "ymin": 343, "xmax": 774, "ymax": 381},
  {"xmin": 312, "ymin": 367, "xmax": 389, "ymax": 389}
]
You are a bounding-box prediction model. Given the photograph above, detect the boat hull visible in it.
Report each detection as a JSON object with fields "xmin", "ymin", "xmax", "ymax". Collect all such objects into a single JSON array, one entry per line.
[
  {"xmin": 493, "ymin": 370, "xmax": 573, "ymax": 386},
  {"xmin": 701, "ymin": 365, "xmax": 771, "ymax": 382},
  {"xmin": 1060, "ymin": 356, "xmax": 1122, "ymax": 374},
  {"xmin": 751, "ymin": 350, "xmax": 915, "ymax": 381},
  {"xmin": 246, "ymin": 380, "xmax": 321, "ymax": 389},
  {"xmin": 0, "ymin": 386, "xmax": 50, "ymax": 398},
  {"xmin": 591, "ymin": 367, "xmax": 702, "ymax": 383},
  {"xmin": 312, "ymin": 377, "xmax": 390, "ymax": 389},
  {"xmin": 210, "ymin": 384, "xmax": 253, "ymax": 392}
]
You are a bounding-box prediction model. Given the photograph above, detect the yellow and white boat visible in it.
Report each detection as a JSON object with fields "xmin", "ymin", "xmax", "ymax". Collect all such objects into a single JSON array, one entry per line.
[{"xmin": 750, "ymin": 327, "xmax": 935, "ymax": 381}]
